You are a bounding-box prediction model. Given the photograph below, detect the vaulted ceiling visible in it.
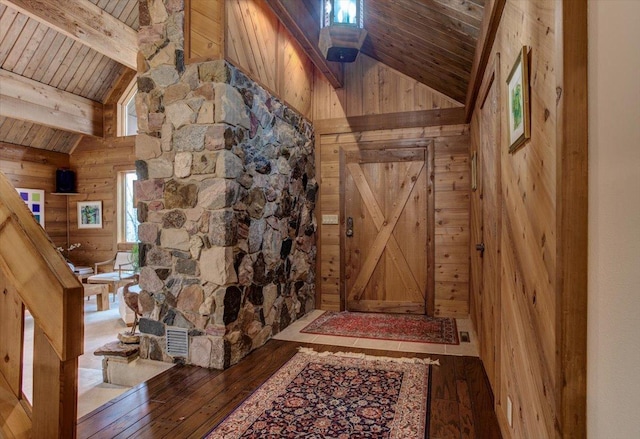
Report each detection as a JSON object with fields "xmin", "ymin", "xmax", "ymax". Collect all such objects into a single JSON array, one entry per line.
[
  {"xmin": 0, "ymin": 0, "xmax": 138, "ymax": 153},
  {"xmin": 300, "ymin": 0, "xmax": 485, "ymax": 103},
  {"xmin": 0, "ymin": 0, "xmax": 493, "ymax": 154}
]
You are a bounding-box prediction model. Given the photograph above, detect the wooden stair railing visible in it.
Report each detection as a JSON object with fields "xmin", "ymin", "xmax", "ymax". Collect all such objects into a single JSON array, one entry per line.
[{"xmin": 0, "ymin": 171, "xmax": 83, "ymax": 438}]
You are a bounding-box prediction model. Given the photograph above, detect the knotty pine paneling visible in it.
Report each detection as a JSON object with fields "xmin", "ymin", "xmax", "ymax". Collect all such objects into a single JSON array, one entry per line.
[
  {"xmin": 186, "ymin": 0, "xmax": 224, "ymax": 61},
  {"xmin": 468, "ymin": 0, "xmax": 573, "ymax": 437},
  {"xmin": 313, "ymin": 54, "xmax": 463, "ymax": 121},
  {"xmin": 225, "ymin": 0, "xmax": 313, "ymax": 118},
  {"xmin": 317, "ymin": 126, "xmax": 470, "ymax": 317},
  {"xmin": 0, "ymin": 142, "xmax": 70, "ymax": 248},
  {"xmin": 68, "ymin": 136, "xmax": 135, "ymax": 267},
  {"xmin": 187, "ymin": 0, "xmax": 314, "ymax": 118},
  {"xmin": 433, "ymin": 134, "xmax": 470, "ymax": 317}
]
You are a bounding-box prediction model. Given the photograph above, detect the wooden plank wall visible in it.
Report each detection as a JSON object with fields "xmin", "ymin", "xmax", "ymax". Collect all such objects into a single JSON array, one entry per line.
[
  {"xmin": 225, "ymin": 0, "xmax": 314, "ymax": 119},
  {"xmin": 186, "ymin": 0, "xmax": 314, "ymax": 118},
  {"xmin": 0, "ymin": 141, "xmax": 69, "ymax": 248},
  {"xmin": 317, "ymin": 127, "xmax": 470, "ymax": 316},
  {"xmin": 432, "ymin": 130, "xmax": 471, "ymax": 317},
  {"xmin": 186, "ymin": 0, "xmax": 225, "ymax": 61},
  {"xmin": 68, "ymin": 136, "xmax": 136, "ymax": 267},
  {"xmin": 313, "ymin": 57, "xmax": 469, "ymax": 316},
  {"xmin": 313, "ymin": 54, "xmax": 463, "ymax": 120},
  {"xmin": 468, "ymin": 0, "xmax": 583, "ymax": 437}
]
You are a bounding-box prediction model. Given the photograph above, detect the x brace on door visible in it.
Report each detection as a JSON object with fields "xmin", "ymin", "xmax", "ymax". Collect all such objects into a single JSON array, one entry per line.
[{"xmin": 346, "ymin": 160, "xmax": 425, "ymax": 303}]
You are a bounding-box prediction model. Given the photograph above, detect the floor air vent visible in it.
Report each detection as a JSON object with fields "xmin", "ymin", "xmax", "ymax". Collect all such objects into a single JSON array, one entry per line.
[{"xmin": 166, "ymin": 327, "xmax": 189, "ymax": 357}]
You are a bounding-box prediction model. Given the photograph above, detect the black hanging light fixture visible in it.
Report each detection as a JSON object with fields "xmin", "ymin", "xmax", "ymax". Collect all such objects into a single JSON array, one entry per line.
[{"xmin": 319, "ymin": 0, "xmax": 367, "ymax": 63}]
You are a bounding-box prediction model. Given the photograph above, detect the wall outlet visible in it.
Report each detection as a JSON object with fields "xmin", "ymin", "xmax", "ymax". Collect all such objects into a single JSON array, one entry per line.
[
  {"xmin": 507, "ymin": 396, "xmax": 513, "ymax": 427},
  {"xmin": 322, "ymin": 214, "xmax": 339, "ymax": 225}
]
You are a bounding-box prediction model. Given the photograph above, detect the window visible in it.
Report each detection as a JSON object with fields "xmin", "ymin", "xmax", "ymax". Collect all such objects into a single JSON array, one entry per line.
[
  {"xmin": 117, "ymin": 76, "xmax": 138, "ymax": 137},
  {"xmin": 118, "ymin": 171, "xmax": 138, "ymax": 243},
  {"xmin": 124, "ymin": 92, "xmax": 138, "ymax": 136}
]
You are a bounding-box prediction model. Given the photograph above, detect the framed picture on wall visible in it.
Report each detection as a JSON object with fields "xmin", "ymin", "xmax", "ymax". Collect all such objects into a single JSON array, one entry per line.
[
  {"xmin": 507, "ymin": 46, "xmax": 531, "ymax": 153},
  {"xmin": 78, "ymin": 201, "xmax": 103, "ymax": 229},
  {"xmin": 16, "ymin": 188, "xmax": 45, "ymax": 227},
  {"xmin": 471, "ymin": 151, "xmax": 478, "ymax": 191}
]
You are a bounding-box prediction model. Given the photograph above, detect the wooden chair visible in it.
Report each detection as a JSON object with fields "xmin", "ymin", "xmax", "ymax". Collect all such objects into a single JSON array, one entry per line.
[{"xmin": 87, "ymin": 251, "xmax": 136, "ymax": 301}]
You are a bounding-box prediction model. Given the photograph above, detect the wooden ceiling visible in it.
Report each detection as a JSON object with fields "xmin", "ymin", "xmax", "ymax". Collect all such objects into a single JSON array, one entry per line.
[
  {"xmin": 0, "ymin": 0, "xmax": 138, "ymax": 153},
  {"xmin": 361, "ymin": 0, "xmax": 484, "ymax": 103},
  {"xmin": 0, "ymin": 0, "xmax": 493, "ymax": 154},
  {"xmin": 269, "ymin": 0, "xmax": 486, "ymax": 104}
]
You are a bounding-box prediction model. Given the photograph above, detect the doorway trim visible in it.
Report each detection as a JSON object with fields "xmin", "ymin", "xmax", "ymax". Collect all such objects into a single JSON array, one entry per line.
[
  {"xmin": 555, "ymin": 0, "xmax": 589, "ymax": 436},
  {"xmin": 477, "ymin": 52, "xmax": 502, "ymax": 405}
]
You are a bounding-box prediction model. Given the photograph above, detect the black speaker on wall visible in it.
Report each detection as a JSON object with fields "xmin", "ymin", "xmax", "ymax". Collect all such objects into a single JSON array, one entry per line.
[{"xmin": 56, "ymin": 169, "xmax": 76, "ymax": 193}]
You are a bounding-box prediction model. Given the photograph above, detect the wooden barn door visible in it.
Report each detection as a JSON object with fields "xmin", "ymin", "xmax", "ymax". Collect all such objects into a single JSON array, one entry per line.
[{"xmin": 342, "ymin": 148, "xmax": 429, "ymax": 314}]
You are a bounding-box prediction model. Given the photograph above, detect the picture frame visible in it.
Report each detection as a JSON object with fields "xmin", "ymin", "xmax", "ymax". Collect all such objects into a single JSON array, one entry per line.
[
  {"xmin": 506, "ymin": 46, "xmax": 531, "ymax": 153},
  {"xmin": 78, "ymin": 201, "xmax": 103, "ymax": 229},
  {"xmin": 16, "ymin": 188, "xmax": 45, "ymax": 227},
  {"xmin": 471, "ymin": 151, "xmax": 478, "ymax": 191}
]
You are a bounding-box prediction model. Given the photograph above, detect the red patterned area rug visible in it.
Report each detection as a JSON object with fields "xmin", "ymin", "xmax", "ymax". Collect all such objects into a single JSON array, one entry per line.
[
  {"xmin": 205, "ymin": 348, "xmax": 435, "ymax": 439},
  {"xmin": 301, "ymin": 311, "xmax": 459, "ymax": 345}
]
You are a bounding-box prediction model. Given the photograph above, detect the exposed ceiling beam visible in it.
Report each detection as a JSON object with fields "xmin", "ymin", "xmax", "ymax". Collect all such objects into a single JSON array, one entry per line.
[
  {"xmin": 0, "ymin": 0, "xmax": 137, "ymax": 69},
  {"xmin": 315, "ymin": 107, "xmax": 466, "ymax": 135},
  {"xmin": 0, "ymin": 69, "xmax": 103, "ymax": 137},
  {"xmin": 0, "ymin": 141, "xmax": 70, "ymax": 167},
  {"xmin": 463, "ymin": 0, "xmax": 506, "ymax": 121},
  {"xmin": 264, "ymin": 0, "xmax": 344, "ymax": 88}
]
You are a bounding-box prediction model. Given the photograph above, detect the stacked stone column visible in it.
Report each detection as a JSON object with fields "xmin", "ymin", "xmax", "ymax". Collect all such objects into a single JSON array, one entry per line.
[{"xmin": 134, "ymin": 0, "xmax": 317, "ymax": 369}]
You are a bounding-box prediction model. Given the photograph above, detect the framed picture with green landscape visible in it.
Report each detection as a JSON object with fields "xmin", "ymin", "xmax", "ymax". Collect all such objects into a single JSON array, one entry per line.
[
  {"xmin": 78, "ymin": 201, "xmax": 102, "ymax": 229},
  {"xmin": 507, "ymin": 46, "xmax": 531, "ymax": 152}
]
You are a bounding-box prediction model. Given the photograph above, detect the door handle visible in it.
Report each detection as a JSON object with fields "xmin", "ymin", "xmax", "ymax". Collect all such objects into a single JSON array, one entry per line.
[
  {"xmin": 346, "ymin": 217, "xmax": 354, "ymax": 237},
  {"xmin": 476, "ymin": 243, "xmax": 485, "ymax": 255}
]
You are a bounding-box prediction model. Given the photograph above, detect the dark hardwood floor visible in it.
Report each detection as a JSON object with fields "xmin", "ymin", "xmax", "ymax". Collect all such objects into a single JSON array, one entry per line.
[{"xmin": 77, "ymin": 340, "xmax": 502, "ymax": 438}]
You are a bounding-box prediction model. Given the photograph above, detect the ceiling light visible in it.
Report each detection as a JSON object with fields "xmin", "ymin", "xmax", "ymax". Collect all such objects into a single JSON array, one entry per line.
[{"xmin": 319, "ymin": 0, "xmax": 367, "ymax": 63}]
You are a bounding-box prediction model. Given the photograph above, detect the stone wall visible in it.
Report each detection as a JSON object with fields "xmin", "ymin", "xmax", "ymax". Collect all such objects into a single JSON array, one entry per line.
[{"xmin": 134, "ymin": 0, "xmax": 317, "ymax": 369}]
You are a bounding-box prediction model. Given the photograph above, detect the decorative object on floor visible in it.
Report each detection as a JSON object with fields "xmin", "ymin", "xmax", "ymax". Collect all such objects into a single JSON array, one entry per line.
[
  {"xmin": 507, "ymin": 46, "xmax": 531, "ymax": 152},
  {"xmin": 122, "ymin": 278, "xmax": 142, "ymax": 335},
  {"xmin": 117, "ymin": 283, "xmax": 138, "ymax": 326},
  {"xmin": 118, "ymin": 332, "xmax": 140, "ymax": 344},
  {"xmin": 94, "ymin": 341, "xmax": 139, "ymax": 359},
  {"xmin": 15, "ymin": 188, "xmax": 45, "ymax": 227},
  {"xmin": 205, "ymin": 348, "xmax": 435, "ymax": 439},
  {"xmin": 94, "ymin": 341, "xmax": 141, "ymax": 386},
  {"xmin": 301, "ymin": 311, "xmax": 460, "ymax": 345},
  {"xmin": 77, "ymin": 200, "xmax": 103, "ymax": 228}
]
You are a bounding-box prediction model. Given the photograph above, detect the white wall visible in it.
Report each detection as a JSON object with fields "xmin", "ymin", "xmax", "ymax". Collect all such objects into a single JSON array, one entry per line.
[{"xmin": 588, "ymin": 1, "xmax": 640, "ymax": 438}]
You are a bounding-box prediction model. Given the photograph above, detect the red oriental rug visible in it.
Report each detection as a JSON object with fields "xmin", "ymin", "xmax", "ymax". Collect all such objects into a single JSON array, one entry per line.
[
  {"xmin": 205, "ymin": 348, "xmax": 434, "ymax": 439},
  {"xmin": 301, "ymin": 311, "xmax": 459, "ymax": 345}
]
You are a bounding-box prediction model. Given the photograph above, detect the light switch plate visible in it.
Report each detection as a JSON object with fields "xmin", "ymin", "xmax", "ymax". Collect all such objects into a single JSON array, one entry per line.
[{"xmin": 322, "ymin": 214, "xmax": 339, "ymax": 225}]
